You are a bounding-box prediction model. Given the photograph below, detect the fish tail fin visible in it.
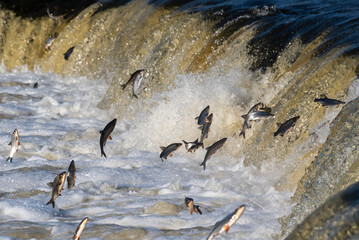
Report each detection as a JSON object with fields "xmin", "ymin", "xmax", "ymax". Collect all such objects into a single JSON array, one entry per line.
[
  {"xmin": 200, "ymin": 161, "xmax": 206, "ymax": 170},
  {"xmin": 6, "ymin": 157, "xmax": 12, "ymax": 163},
  {"xmin": 273, "ymin": 132, "xmax": 278, "ymax": 137},
  {"xmin": 239, "ymin": 128, "xmax": 246, "ymax": 139},
  {"xmin": 46, "ymin": 199, "xmax": 55, "ymax": 208},
  {"xmin": 132, "ymin": 94, "xmax": 138, "ymax": 99},
  {"xmin": 101, "ymin": 149, "xmax": 107, "ymax": 158}
]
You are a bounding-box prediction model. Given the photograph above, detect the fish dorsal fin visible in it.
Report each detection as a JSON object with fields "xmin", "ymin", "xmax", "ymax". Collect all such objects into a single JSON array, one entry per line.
[
  {"xmin": 8, "ymin": 142, "xmax": 12, "ymax": 146},
  {"xmin": 47, "ymin": 182, "xmax": 54, "ymax": 188},
  {"xmin": 182, "ymin": 140, "xmax": 188, "ymax": 144},
  {"xmin": 276, "ymin": 123, "xmax": 282, "ymax": 127},
  {"xmin": 160, "ymin": 146, "xmax": 166, "ymax": 151},
  {"xmin": 320, "ymin": 94, "xmax": 327, "ymax": 98},
  {"xmin": 195, "ymin": 117, "xmax": 199, "ymax": 120},
  {"xmin": 194, "ymin": 139, "xmax": 199, "ymax": 143},
  {"xmin": 241, "ymin": 114, "xmax": 247, "ymax": 119},
  {"xmin": 99, "ymin": 130, "xmax": 103, "ymax": 134}
]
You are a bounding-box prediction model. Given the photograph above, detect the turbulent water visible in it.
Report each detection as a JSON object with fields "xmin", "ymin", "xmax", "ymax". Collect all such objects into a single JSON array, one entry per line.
[{"xmin": 0, "ymin": 0, "xmax": 358, "ymax": 239}]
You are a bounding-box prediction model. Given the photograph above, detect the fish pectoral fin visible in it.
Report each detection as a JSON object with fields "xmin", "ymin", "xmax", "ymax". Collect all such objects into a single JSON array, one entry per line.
[
  {"xmin": 224, "ymin": 225, "xmax": 230, "ymax": 233},
  {"xmin": 160, "ymin": 146, "xmax": 166, "ymax": 151},
  {"xmin": 170, "ymin": 153, "xmax": 173, "ymax": 157},
  {"xmin": 190, "ymin": 208, "xmax": 193, "ymax": 215},
  {"xmin": 241, "ymin": 114, "xmax": 247, "ymax": 119},
  {"xmin": 18, "ymin": 142, "xmax": 20, "ymax": 146},
  {"xmin": 108, "ymin": 135, "xmax": 112, "ymax": 140},
  {"xmin": 47, "ymin": 182, "xmax": 54, "ymax": 188}
]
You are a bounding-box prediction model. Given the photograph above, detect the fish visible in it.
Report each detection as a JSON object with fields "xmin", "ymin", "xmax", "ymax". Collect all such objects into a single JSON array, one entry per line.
[
  {"xmin": 64, "ymin": 46, "xmax": 75, "ymax": 60},
  {"xmin": 73, "ymin": 217, "xmax": 88, "ymax": 240},
  {"xmin": 185, "ymin": 197, "xmax": 202, "ymax": 215},
  {"xmin": 274, "ymin": 116, "xmax": 300, "ymax": 137},
  {"xmin": 247, "ymin": 111, "xmax": 274, "ymax": 121},
  {"xmin": 120, "ymin": 69, "xmax": 145, "ymax": 99},
  {"xmin": 67, "ymin": 160, "xmax": 76, "ymax": 189},
  {"xmin": 199, "ymin": 113, "xmax": 213, "ymax": 143},
  {"xmin": 46, "ymin": 171, "xmax": 66, "ymax": 208},
  {"xmin": 45, "ymin": 32, "xmax": 58, "ymax": 51},
  {"xmin": 206, "ymin": 205, "xmax": 245, "ymax": 240},
  {"xmin": 314, "ymin": 95, "xmax": 345, "ymax": 107},
  {"xmin": 6, "ymin": 129, "xmax": 20, "ymax": 163},
  {"xmin": 195, "ymin": 105, "xmax": 210, "ymax": 125},
  {"xmin": 100, "ymin": 118, "xmax": 117, "ymax": 158},
  {"xmin": 200, "ymin": 138, "xmax": 227, "ymax": 170},
  {"xmin": 33, "ymin": 82, "xmax": 39, "ymax": 88},
  {"xmin": 239, "ymin": 102, "xmax": 272, "ymax": 138},
  {"xmin": 182, "ymin": 139, "xmax": 204, "ymax": 153},
  {"xmin": 160, "ymin": 143, "xmax": 182, "ymax": 161}
]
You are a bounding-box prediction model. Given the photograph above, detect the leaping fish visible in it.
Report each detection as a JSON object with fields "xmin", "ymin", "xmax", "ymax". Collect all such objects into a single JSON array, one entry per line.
[
  {"xmin": 274, "ymin": 116, "xmax": 300, "ymax": 137},
  {"xmin": 121, "ymin": 69, "xmax": 145, "ymax": 99},
  {"xmin": 199, "ymin": 113, "xmax": 213, "ymax": 143},
  {"xmin": 45, "ymin": 32, "xmax": 58, "ymax": 51},
  {"xmin": 196, "ymin": 105, "xmax": 210, "ymax": 125},
  {"xmin": 200, "ymin": 138, "xmax": 227, "ymax": 170},
  {"xmin": 6, "ymin": 129, "xmax": 20, "ymax": 163},
  {"xmin": 73, "ymin": 217, "xmax": 89, "ymax": 240},
  {"xmin": 46, "ymin": 171, "xmax": 66, "ymax": 208},
  {"xmin": 182, "ymin": 139, "xmax": 204, "ymax": 153},
  {"xmin": 185, "ymin": 197, "xmax": 202, "ymax": 215},
  {"xmin": 160, "ymin": 143, "xmax": 182, "ymax": 161},
  {"xmin": 99, "ymin": 118, "xmax": 117, "ymax": 158},
  {"xmin": 67, "ymin": 160, "xmax": 76, "ymax": 189},
  {"xmin": 206, "ymin": 205, "xmax": 245, "ymax": 240},
  {"xmin": 314, "ymin": 95, "xmax": 345, "ymax": 107}
]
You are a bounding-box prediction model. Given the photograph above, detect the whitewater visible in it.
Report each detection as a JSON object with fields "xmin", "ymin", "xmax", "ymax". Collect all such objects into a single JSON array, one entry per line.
[{"xmin": 0, "ymin": 64, "xmax": 296, "ymax": 239}]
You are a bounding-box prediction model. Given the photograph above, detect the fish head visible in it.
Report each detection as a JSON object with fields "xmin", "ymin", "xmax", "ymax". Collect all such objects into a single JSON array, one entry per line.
[{"xmin": 185, "ymin": 197, "xmax": 193, "ymax": 207}]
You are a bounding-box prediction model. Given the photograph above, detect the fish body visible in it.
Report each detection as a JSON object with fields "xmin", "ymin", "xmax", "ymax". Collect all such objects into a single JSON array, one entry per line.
[
  {"xmin": 206, "ymin": 205, "xmax": 245, "ymax": 240},
  {"xmin": 46, "ymin": 172, "xmax": 66, "ymax": 208},
  {"xmin": 182, "ymin": 139, "xmax": 204, "ymax": 153},
  {"xmin": 274, "ymin": 116, "xmax": 300, "ymax": 137},
  {"xmin": 247, "ymin": 111, "xmax": 274, "ymax": 121},
  {"xmin": 239, "ymin": 102, "xmax": 272, "ymax": 138},
  {"xmin": 200, "ymin": 138, "xmax": 227, "ymax": 170},
  {"xmin": 73, "ymin": 217, "xmax": 88, "ymax": 240},
  {"xmin": 196, "ymin": 105, "xmax": 210, "ymax": 125},
  {"xmin": 67, "ymin": 160, "xmax": 76, "ymax": 189},
  {"xmin": 64, "ymin": 46, "xmax": 75, "ymax": 60},
  {"xmin": 314, "ymin": 95, "xmax": 345, "ymax": 107},
  {"xmin": 6, "ymin": 129, "xmax": 20, "ymax": 163},
  {"xmin": 100, "ymin": 118, "xmax": 117, "ymax": 158},
  {"xmin": 199, "ymin": 113, "xmax": 213, "ymax": 143},
  {"xmin": 45, "ymin": 33, "xmax": 58, "ymax": 51},
  {"xmin": 185, "ymin": 197, "xmax": 202, "ymax": 215},
  {"xmin": 121, "ymin": 69, "xmax": 145, "ymax": 99},
  {"xmin": 160, "ymin": 143, "xmax": 182, "ymax": 161}
]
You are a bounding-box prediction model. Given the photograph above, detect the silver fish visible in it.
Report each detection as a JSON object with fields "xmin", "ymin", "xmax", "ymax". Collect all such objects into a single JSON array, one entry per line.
[
  {"xmin": 206, "ymin": 205, "xmax": 245, "ymax": 240},
  {"xmin": 45, "ymin": 33, "xmax": 58, "ymax": 51},
  {"xmin": 239, "ymin": 102, "xmax": 272, "ymax": 138},
  {"xmin": 121, "ymin": 69, "xmax": 145, "ymax": 99},
  {"xmin": 6, "ymin": 129, "xmax": 20, "ymax": 163},
  {"xmin": 274, "ymin": 116, "xmax": 300, "ymax": 137},
  {"xmin": 100, "ymin": 118, "xmax": 117, "ymax": 158},
  {"xmin": 196, "ymin": 105, "xmax": 210, "ymax": 125},
  {"xmin": 199, "ymin": 113, "xmax": 213, "ymax": 143},
  {"xmin": 200, "ymin": 138, "xmax": 227, "ymax": 170},
  {"xmin": 46, "ymin": 171, "xmax": 66, "ymax": 208},
  {"xmin": 185, "ymin": 197, "xmax": 202, "ymax": 215},
  {"xmin": 314, "ymin": 95, "xmax": 345, "ymax": 107},
  {"xmin": 182, "ymin": 139, "xmax": 204, "ymax": 153},
  {"xmin": 247, "ymin": 111, "xmax": 274, "ymax": 121},
  {"xmin": 67, "ymin": 160, "xmax": 76, "ymax": 189},
  {"xmin": 160, "ymin": 143, "xmax": 182, "ymax": 161},
  {"xmin": 73, "ymin": 217, "xmax": 88, "ymax": 240}
]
